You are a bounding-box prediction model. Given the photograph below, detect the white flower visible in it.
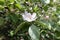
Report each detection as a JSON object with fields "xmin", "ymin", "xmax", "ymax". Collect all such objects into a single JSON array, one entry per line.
[
  {"xmin": 41, "ymin": 0, "xmax": 50, "ymax": 4},
  {"xmin": 22, "ymin": 11, "xmax": 37, "ymax": 22},
  {"xmin": 45, "ymin": 16, "xmax": 49, "ymax": 19}
]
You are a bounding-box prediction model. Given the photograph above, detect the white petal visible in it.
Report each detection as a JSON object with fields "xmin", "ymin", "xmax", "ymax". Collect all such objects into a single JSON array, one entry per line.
[
  {"xmin": 22, "ymin": 14, "xmax": 27, "ymax": 20},
  {"xmin": 22, "ymin": 14, "xmax": 30, "ymax": 20},
  {"xmin": 32, "ymin": 13, "xmax": 36, "ymax": 19},
  {"xmin": 26, "ymin": 13, "xmax": 32, "ymax": 17},
  {"xmin": 27, "ymin": 19, "xmax": 33, "ymax": 22},
  {"xmin": 25, "ymin": 11, "xmax": 28, "ymax": 14},
  {"xmin": 24, "ymin": 11, "xmax": 32, "ymax": 18},
  {"xmin": 22, "ymin": 11, "xmax": 37, "ymax": 22},
  {"xmin": 31, "ymin": 13, "xmax": 37, "ymax": 21},
  {"xmin": 22, "ymin": 14, "xmax": 32, "ymax": 22}
]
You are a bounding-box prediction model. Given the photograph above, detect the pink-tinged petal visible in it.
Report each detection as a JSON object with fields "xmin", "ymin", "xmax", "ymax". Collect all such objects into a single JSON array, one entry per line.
[
  {"xmin": 32, "ymin": 13, "xmax": 36, "ymax": 19},
  {"xmin": 25, "ymin": 11, "xmax": 28, "ymax": 14},
  {"xmin": 26, "ymin": 13, "xmax": 31, "ymax": 17},
  {"xmin": 22, "ymin": 14, "xmax": 32, "ymax": 22},
  {"xmin": 22, "ymin": 14, "xmax": 30, "ymax": 20},
  {"xmin": 22, "ymin": 14, "xmax": 26, "ymax": 20},
  {"xmin": 22, "ymin": 11, "xmax": 37, "ymax": 22},
  {"xmin": 31, "ymin": 18, "xmax": 37, "ymax": 21},
  {"xmin": 27, "ymin": 19, "xmax": 33, "ymax": 22}
]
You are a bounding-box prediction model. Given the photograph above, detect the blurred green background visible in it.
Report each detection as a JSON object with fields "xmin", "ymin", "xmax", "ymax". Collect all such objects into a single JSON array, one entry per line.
[{"xmin": 0, "ymin": 0, "xmax": 60, "ymax": 40}]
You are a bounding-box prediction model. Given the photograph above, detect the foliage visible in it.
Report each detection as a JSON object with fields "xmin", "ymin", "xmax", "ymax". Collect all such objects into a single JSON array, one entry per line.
[{"xmin": 0, "ymin": 0, "xmax": 60, "ymax": 40}]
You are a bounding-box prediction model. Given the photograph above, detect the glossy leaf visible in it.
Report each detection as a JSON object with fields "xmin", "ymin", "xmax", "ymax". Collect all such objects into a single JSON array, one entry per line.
[{"xmin": 28, "ymin": 25, "xmax": 40, "ymax": 40}]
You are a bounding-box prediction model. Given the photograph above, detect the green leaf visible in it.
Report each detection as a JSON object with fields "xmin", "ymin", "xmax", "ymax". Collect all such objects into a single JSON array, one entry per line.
[
  {"xmin": 56, "ymin": 27, "xmax": 60, "ymax": 32},
  {"xmin": 9, "ymin": 0, "xmax": 14, "ymax": 3},
  {"xmin": 43, "ymin": 6, "xmax": 48, "ymax": 11},
  {"xmin": 0, "ymin": 17, "xmax": 4, "ymax": 26},
  {"xmin": 0, "ymin": 0, "xmax": 5, "ymax": 5},
  {"xmin": 0, "ymin": 0, "xmax": 5, "ymax": 2},
  {"xmin": 57, "ymin": 20, "xmax": 60, "ymax": 25},
  {"xmin": 28, "ymin": 25, "xmax": 40, "ymax": 40},
  {"xmin": 9, "ymin": 0, "xmax": 15, "ymax": 4},
  {"xmin": 47, "ymin": 23, "xmax": 52, "ymax": 30},
  {"xmin": 0, "ymin": 5, "xmax": 4, "ymax": 10},
  {"xmin": 15, "ymin": 3, "xmax": 24, "ymax": 10},
  {"xmin": 8, "ymin": 13, "xmax": 18, "ymax": 23},
  {"xmin": 10, "ymin": 31, "xmax": 14, "ymax": 36},
  {"xmin": 14, "ymin": 22, "xmax": 30, "ymax": 35},
  {"xmin": 33, "ymin": 5, "xmax": 39, "ymax": 12},
  {"xmin": 36, "ymin": 21, "xmax": 52, "ymax": 30},
  {"xmin": 55, "ymin": 31, "xmax": 60, "ymax": 39},
  {"xmin": 14, "ymin": 22, "xmax": 26, "ymax": 34}
]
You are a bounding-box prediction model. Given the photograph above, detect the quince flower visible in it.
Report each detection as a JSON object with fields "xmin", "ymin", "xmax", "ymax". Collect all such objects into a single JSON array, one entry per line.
[{"xmin": 21, "ymin": 11, "xmax": 37, "ymax": 22}]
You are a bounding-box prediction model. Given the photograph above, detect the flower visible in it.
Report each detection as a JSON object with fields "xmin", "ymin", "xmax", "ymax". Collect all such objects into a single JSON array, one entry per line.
[
  {"xmin": 45, "ymin": 16, "xmax": 49, "ymax": 19},
  {"xmin": 21, "ymin": 11, "xmax": 37, "ymax": 22}
]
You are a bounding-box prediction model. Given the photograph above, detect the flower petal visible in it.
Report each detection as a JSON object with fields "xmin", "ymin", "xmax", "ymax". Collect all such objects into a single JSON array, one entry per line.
[
  {"xmin": 32, "ymin": 13, "xmax": 36, "ymax": 19},
  {"xmin": 22, "ymin": 11, "xmax": 37, "ymax": 22}
]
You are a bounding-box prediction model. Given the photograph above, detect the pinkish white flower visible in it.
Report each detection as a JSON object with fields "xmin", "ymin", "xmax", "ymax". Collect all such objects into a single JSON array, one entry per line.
[
  {"xmin": 45, "ymin": 16, "xmax": 49, "ymax": 19},
  {"xmin": 22, "ymin": 11, "xmax": 37, "ymax": 22}
]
